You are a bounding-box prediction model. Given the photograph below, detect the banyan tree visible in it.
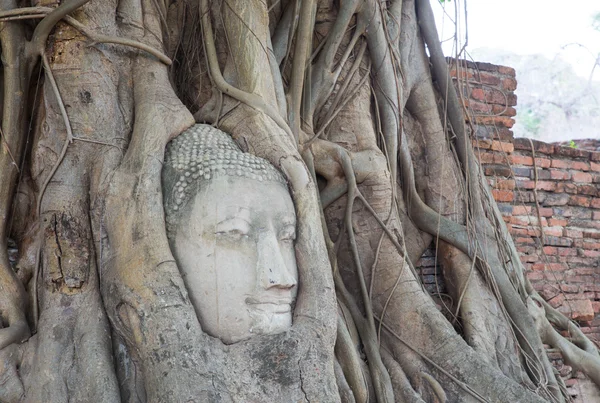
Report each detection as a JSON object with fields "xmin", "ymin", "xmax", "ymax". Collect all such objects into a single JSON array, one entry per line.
[{"xmin": 0, "ymin": 0, "xmax": 599, "ymax": 401}]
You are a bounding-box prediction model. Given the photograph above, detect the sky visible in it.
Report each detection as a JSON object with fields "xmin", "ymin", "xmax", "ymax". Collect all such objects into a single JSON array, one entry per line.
[{"xmin": 431, "ymin": 0, "xmax": 600, "ymax": 80}]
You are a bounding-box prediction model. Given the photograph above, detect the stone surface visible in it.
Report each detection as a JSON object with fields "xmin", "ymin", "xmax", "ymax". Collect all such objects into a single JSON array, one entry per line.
[{"xmin": 163, "ymin": 125, "xmax": 298, "ymax": 344}]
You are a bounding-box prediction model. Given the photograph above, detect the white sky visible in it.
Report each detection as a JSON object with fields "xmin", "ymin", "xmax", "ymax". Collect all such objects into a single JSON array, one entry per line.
[{"xmin": 432, "ymin": 0, "xmax": 600, "ymax": 80}]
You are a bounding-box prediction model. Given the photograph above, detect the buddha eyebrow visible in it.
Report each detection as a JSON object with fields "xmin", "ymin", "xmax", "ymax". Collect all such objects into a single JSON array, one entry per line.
[
  {"xmin": 279, "ymin": 216, "xmax": 296, "ymax": 226},
  {"xmin": 216, "ymin": 216, "xmax": 252, "ymax": 226}
]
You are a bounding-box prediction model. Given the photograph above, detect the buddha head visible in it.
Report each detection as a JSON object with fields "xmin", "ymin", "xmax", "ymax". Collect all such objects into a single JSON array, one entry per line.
[{"xmin": 162, "ymin": 124, "xmax": 298, "ymax": 344}]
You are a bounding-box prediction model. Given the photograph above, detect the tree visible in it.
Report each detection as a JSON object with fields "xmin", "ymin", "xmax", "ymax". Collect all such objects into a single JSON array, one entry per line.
[{"xmin": 0, "ymin": 0, "xmax": 599, "ymax": 401}]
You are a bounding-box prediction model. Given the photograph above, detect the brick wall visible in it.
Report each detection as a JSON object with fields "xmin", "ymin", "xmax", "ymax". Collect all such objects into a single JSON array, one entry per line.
[{"xmin": 417, "ymin": 59, "xmax": 600, "ymax": 401}]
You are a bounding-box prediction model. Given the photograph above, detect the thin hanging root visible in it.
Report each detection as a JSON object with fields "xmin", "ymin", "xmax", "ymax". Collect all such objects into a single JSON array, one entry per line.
[
  {"xmin": 338, "ymin": 144, "xmax": 377, "ymax": 335},
  {"xmin": 288, "ymin": 0, "xmax": 315, "ymax": 142},
  {"xmin": 528, "ymin": 295, "xmax": 600, "ymax": 388},
  {"xmin": 334, "ymin": 270, "xmax": 395, "ymax": 403},
  {"xmin": 64, "ymin": 16, "xmax": 172, "ymax": 65},
  {"xmin": 304, "ymin": 58, "xmax": 371, "ymax": 149},
  {"xmin": 376, "ymin": 317, "xmax": 490, "ymax": 403},
  {"xmin": 32, "ymin": 54, "xmax": 74, "ymax": 326},
  {"xmin": 200, "ymin": 0, "xmax": 294, "ymax": 141},
  {"xmin": 540, "ymin": 297, "xmax": 599, "ymax": 356},
  {"xmin": 4, "ymin": 6, "xmax": 172, "ymax": 64},
  {"xmin": 335, "ymin": 315, "xmax": 369, "ymax": 403},
  {"xmin": 421, "ymin": 372, "xmax": 447, "ymax": 403},
  {"xmin": 27, "ymin": 0, "xmax": 92, "ymax": 60}
]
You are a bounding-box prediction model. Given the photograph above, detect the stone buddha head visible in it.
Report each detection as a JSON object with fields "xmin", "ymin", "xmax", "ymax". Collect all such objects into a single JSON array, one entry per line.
[{"xmin": 162, "ymin": 124, "xmax": 298, "ymax": 344}]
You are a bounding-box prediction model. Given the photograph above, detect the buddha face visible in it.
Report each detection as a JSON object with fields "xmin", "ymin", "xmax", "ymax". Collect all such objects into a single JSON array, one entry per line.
[{"xmin": 172, "ymin": 175, "xmax": 298, "ymax": 344}]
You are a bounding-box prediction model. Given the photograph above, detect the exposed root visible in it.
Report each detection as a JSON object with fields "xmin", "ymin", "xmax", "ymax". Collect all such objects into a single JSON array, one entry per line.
[{"xmin": 529, "ymin": 295, "xmax": 600, "ymax": 389}]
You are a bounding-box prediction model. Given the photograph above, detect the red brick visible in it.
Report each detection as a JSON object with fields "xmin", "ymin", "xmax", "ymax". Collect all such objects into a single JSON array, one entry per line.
[
  {"xmin": 593, "ymin": 211, "xmax": 600, "ymax": 221},
  {"xmin": 491, "ymin": 105, "xmax": 517, "ymax": 117},
  {"xmin": 551, "ymin": 159, "xmax": 570, "ymax": 169},
  {"xmin": 543, "ymin": 246, "xmax": 558, "ymax": 255},
  {"xmin": 511, "ymin": 155, "xmax": 533, "ymax": 166},
  {"xmin": 478, "ymin": 152, "xmax": 504, "ymax": 164},
  {"xmin": 467, "ymin": 100, "xmax": 493, "ymax": 114},
  {"xmin": 592, "ymin": 161, "xmax": 600, "ymax": 172},
  {"xmin": 491, "ymin": 140, "xmax": 514, "ymax": 153},
  {"xmin": 592, "ymin": 198, "xmax": 600, "ymax": 208},
  {"xmin": 526, "ymin": 271, "xmax": 544, "ymax": 281},
  {"xmin": 492, "ymin": 189, "xmax": 513, "ymax": 202},
  {"xmin": 559, "ymin": 299, "xmax": 595, "ymax": 322},
  {"xmin": 512, "ymin": 206, "xmax": 531, "ymax": 215},
  {"xmin": 473, "ymin": 115, "xmax": 515, "ymax": 128},
  {"xmin": 501, "ymin": 77, "xmax": 517, "ymax": 91},
  {"xmin": 548, "ymin": 218, "xmax": 568, "ymax": 227},
  {"xmin": 577, "ymin": 185, "xmax": 598, "ymax": 196},
  {"xmin": 471, "ymin": 88, "xmax": 485, "ymax": 101},
  {"xmin": 571, "ymin": 161, "xmax": 591, "ymax": 171},
  {"xmin": 538, "ymin": 181, "xmax": 556, "ymax": 191},
  {"xmin": 568, "ymin": 195, "xmax": 591, "ymax": 207},
  {"xmin": 495, "ymin": 179, "xmax": 515, "ymax": 190},
  {"xmin": 515, "ymin": 237, "xmax": 535, "ymax": 244},
  {"xmin": 535, "ymin": 158, "xmax": 551, "ymax": 168},
  {"xmin": 580, "ymin": 249, "xmax": 600, "ymax": 258},
  {"xmin": 583, "ymin": 230, "xmax": 600, "ymax": 239},
  {"xmin": 572, "ymin": 171, "xmax": 593, "ymax": 183},
  {"xmin": 564, "ymin": 229, "xmax": 583, "ymax": 238},
  {"xmin": 498, "ymin": 65, "xmax": 516, "ymax": 76},
  {"xmin": 544, "ymin": 227, "xmax": 563, "ymax": 237},
  {"xmin": 550, "ymin": 169, "xmax": 571, "ymax": 180},
  {"xmin": 484, "ymin": 164, "xmax": 512, "ymax": 177},
  {"xmin": 538, "ymin": 207, "xmax": 553, "ymax": 216},
  {"xmin": 557, "ymin": 247, "xmax": 577, "ymax": 257}
]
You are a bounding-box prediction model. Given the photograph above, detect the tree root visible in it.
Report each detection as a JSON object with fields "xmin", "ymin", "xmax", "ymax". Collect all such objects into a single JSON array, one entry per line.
[
  {"xmin": 0, "ymin": 7, "xmax": 32, "ymax": 350},
  {"xmin": 529, "ymin": 295, "xmax": 600, "ymax": 389}
]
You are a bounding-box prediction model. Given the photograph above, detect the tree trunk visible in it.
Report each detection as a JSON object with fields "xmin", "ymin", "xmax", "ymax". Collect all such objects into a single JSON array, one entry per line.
[{"xmin": 0, "ymin": 0, "xmax": 597, "ymax": 402}]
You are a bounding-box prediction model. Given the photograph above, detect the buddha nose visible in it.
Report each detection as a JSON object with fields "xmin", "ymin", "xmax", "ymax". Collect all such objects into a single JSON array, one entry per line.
[{"xmin": 257, "ymin": 233, "xmax": 297, "ymax": 290}]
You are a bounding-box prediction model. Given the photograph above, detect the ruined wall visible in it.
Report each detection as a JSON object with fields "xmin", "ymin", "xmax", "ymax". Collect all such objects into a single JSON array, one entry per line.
[{"xmin": 417, "ymin": 58, "xmax": 600, "ymax": 401}]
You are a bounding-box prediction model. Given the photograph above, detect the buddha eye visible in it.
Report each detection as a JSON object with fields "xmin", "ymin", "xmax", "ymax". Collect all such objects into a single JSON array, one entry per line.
[
  {"xmin": 279, "ymin": 226, "xmax": 296, "ymax": 243},
  {"xmin": 215, "ymin": 218, "xmax": 251, "ymax": 240}
]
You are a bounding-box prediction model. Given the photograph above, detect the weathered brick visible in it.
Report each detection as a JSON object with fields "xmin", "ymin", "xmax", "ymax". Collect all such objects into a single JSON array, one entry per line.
[
  {"xmin": 559, "ymin": 300, "xmax": 595, "ymax": 322},
  {"xmin": 579, "ymin": 249, "xmax": 600, "ymax": 258},
  {"xmin": 557, "ymin": 247, "xmax": 577, "ymax": 257},
  {"xmin": 512, "ymin": 206, "xmax": 531, "ymax": 215},
  {"xmin": 484, "ymin": 164, "xmax": 512, "ymax": 177},
  {"xmin": 473, "ymin": 115, "xmax": 515, "ymax": 128},
  {"xmin": 571, "ymin": 161, "xmax": 591, "ymax": 171},
  {"xmin": 495, "ymin": 179, "xmax": 515, "ymax": 190},
  {"xmin": 491, "ymin": 104, "xmax": 517, "ymax": 117},
  {"xmin": 571, "ymin": 171, "xmax": 593, "ymax": 183},
  {"xmin": 583, "ymin": 230, "xmax": 600, "ymax": 239},
  {"xmin": 568, "ymin": 195, "xmax": 591, "ymax": 207},
  {"xmin": 544, "ymin": 236, "xmax": 573, "ymax": 247},
  {"xmin": 548, "ymin": 218, "xmax": 568, "ymax": 227},
  {"xmin": 512, "ymin": 167, "xmax": 532, "ymax": 177},
  {"xmin": 549, "ymin": 169, "xmax": 571, "ymax": 180},
  {"xmin": 501, "ymin": 77, "xmax": 517, "ymax": 91},
  {"xmin": 592, "ymin": 198, "xmax": 600, "ymax": 208},
  {"xmin": 544, "ymin": 226, "xmax": 564, "ymax": 237},
  {"xmin": 555, "ymin": 146, "xmax": 592, "ymax": 159},
  {"xmin": 510, "ymin": 155, "xmax": 533, "ymax": 166},
  {"xmin": 551, "ymin": 159, "xmax": 570, "ymax": 169},
  {"xmin": 492, "ymin": 189, "xmax": 513, "ymax": 202},
  {"xmin": 555, "ymin": 182, "xmax": 579, "ymax": 194},
  {"xmin": 532, "ymin": 263, "xmax": 566, "ymax": 271},
  {"xmin": 591, "ymin": 161, "xmax": 600, "ymax": 172},
  {"xmin": 564, "ymin": 229, "xmax": 583, "ymax": 238},
  {"xmin": 543, "ymin": 193, "xmax": 570, "ymax": 206},
  {"xmin": 498, "ymin": 65, "xmax": 516, "ymax": 76},
  {"xmin": 577, "ymin": 185, "xmax": 598, "ymax": 196}
]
